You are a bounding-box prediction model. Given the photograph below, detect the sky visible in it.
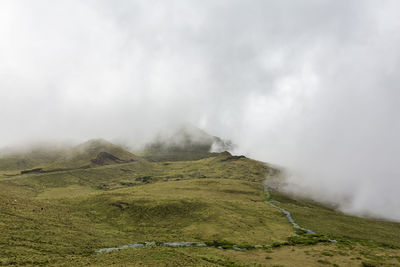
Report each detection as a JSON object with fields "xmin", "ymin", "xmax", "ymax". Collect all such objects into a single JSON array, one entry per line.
[{"xmin": 1, "ymin": 0, "xmax": 400, "ymax": 221}]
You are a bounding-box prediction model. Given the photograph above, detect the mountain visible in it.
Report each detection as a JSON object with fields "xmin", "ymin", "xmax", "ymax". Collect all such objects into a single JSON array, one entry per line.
[
  {"xmin": 0, "ymin": 139, "xmax": 138, "ymax": 174},
  {"xmin": 0, "ymin": 132, "xmax": 400, "ymax": 266},
  {"xmin": 48, "ymin": 139, "xmax": 138, "ymax": 169},
  {"xmin": 140, "ymin": 125, "xmax": 233, "ymax": 161},
  {"xmin": 0, "ymin": 144, "xmax": 67, "ymax": 173}
]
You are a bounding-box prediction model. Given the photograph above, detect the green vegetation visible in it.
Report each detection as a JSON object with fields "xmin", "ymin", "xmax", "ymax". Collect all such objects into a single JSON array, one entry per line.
[
  {"xmin": 1, "ymin": 138, "xmax": 400, "ymax": 266},
  {"xmin": 270, "ymin": 190, "xmax": 400, "ymax": 248},
  {"xmin": 0, "ymin": 139, "xmax": 137, "ymax": 174}
]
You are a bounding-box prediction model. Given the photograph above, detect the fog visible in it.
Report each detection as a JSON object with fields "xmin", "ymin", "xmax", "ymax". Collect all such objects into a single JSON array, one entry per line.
[{"xmin": 1, "ymin": 1, "xmax": 400, "ymax": 220}]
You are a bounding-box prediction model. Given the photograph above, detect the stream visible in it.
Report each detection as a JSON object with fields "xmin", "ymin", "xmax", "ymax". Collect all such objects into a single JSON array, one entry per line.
[
  {"xmin": 263, "ymin": 184, "xmax": 315, "ymax": 234},
  {"xmin": 95, "ymin": 241, "xmax": 257, "ymax": 254},
  {"xmin": 268, "ymin": 202, "xmax": 314, "ymax": 234},
  {"xmin": 97, "ymin": 242, "xmax": 208, "ymax": 254},
  {"xmin": 263, "ymin": 183, "xmax": 337, "ymax": 243},
  {"xmin": 96, "ymin": 182, "xmax": 335, "ymax": 254}
]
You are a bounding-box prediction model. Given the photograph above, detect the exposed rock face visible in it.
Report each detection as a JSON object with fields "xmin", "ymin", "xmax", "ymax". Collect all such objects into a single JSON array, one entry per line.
[
  {"xmin": 91, "ymin": 152, "xmax": 124, "ymax": 165},
  {"xmin": 20, "ymin": 168, "xmax": 43, "ymax": 174}
]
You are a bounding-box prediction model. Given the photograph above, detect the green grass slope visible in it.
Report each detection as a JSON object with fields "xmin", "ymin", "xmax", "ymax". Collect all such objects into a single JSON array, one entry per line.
[
  {"xmin": 0, "ymin": 146, "xmax": 66, "ymax": 173},
  {"xmin": 270, "ymin": 190, "xmax": 400, "ymax": 248},
  {"xmin": 0, "ymin": 139, "xmax": 138, "ymax": 174},
  {"xmin": 0, "ymin": 139, "xmax": 400, "ymax": 266},
  {"xmin": 0, "ymin": 154, "xmax": 292, "ymax": 265}
]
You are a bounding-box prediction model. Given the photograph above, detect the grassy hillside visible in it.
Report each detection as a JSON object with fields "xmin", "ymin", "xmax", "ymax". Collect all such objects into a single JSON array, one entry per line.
[
  {"xmin": 47, "ymin": 139, "xmax": 138, "ymax": 170},
  {"xmin": 0, "ymin": 154, "xmax": 292, "ymax": 265},
  {"xmin": 270, "ymin": 190, "xmax": 400, "ymax": 248},
  {"xmin": 0, "ymin": 146, "xmax": 66, "ymax": 172},
  {"xmin": 0, "ymin": 139, "xmax": 138, "ymax": 174},
  {"xmin": 0, "ymin": 139, "xmax": 400, "ymax": 266},
  {"xmin": 65, "ymin": 244, "xmax": 400, "ymax": 266}
]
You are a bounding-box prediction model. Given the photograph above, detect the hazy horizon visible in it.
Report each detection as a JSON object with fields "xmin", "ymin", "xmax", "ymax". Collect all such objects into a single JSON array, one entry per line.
[{"xmin": 1, "ymin": 0, "xmax": 400, "ymax": 221}]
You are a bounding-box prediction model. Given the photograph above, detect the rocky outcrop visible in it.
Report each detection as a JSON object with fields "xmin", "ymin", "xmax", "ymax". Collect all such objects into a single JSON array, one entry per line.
[{"xmin": 20, "ymin": 168, "xmax": 43, "ymax": 174}]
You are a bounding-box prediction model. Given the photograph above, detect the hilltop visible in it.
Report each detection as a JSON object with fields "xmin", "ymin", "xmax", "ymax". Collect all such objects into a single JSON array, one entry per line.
[
  {"xmin": 140, "ymin": 125, "xmax": 233, "ymax": 161},
  {"xmin": 0, "ymin": 139, "xmax": 138, "ymax": 175},
  {"xmin": 0, "ymin": 132, "xmax": 399, "ymax": 266}
]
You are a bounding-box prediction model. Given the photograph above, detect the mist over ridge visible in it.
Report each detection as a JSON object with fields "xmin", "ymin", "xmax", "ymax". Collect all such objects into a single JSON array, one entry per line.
[{"xmin": 1, "ymin": 1, "xmax": 400, "ymax": 221}]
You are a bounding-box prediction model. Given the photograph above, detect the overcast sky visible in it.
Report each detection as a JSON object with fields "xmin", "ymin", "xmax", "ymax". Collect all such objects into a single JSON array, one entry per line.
[{"xmin": 1, "ymin": 0, "xmax": 400, "ymax": 221}]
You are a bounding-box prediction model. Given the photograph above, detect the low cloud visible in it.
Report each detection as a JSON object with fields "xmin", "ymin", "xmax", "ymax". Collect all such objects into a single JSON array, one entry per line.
[{"xmin": 1, "ymin": 0, "xmax": 400, "ymax": 220}]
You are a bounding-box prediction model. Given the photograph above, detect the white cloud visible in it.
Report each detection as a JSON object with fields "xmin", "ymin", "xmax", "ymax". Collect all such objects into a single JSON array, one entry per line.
[{"xmin": 1, "ymin": 0, "xmax": 400, "ymax": 220}]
